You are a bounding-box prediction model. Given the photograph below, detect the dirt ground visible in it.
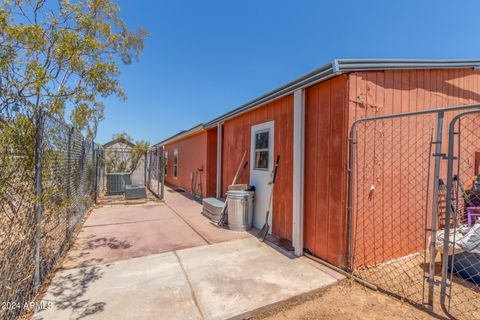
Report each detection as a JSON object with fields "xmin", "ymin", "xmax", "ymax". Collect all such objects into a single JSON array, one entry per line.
[{"xmin": 254, "ymin": 281, "xmax": 436, "ymax": 320}]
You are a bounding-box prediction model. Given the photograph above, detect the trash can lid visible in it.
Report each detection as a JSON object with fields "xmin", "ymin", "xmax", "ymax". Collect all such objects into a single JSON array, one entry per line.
[{"xmin": 226, "ymin": 190, "xmax": 253, "ymax": 199}]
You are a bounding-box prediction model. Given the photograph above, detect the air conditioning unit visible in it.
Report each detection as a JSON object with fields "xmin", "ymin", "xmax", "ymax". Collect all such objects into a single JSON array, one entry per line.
[{"xmin": 106, "ymin": 173, "xmax": 131, "ymax": 194}]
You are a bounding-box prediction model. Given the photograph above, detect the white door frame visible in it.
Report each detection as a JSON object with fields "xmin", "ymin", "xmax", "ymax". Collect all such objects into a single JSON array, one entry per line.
[{"xmin": 250, "ymin": 120, "xmax": 274, "ymax": 231}]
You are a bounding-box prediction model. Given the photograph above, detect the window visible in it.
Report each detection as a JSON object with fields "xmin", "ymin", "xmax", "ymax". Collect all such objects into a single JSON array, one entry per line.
[
  {"xmin": 173, "ymin": 148, "xmax": 178, "ymax": 178},
  {"xmin": 254, "ymin": 129, "xmax": 269, "ymax": 170},
  {"xmin": 164, "ymin": 150, "xmax": 168, "ymax": 176}
]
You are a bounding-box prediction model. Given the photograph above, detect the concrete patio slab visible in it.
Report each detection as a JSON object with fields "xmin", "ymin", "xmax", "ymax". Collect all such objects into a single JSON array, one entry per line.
[
  {"xmin": 176, "ymin": 238, "xmax": 337, "ymax": 319},
  {"xmin": 62, "ymin": 191, "xmax": 253, "ymax": 269},
  {"xmin": 34, "ymin": 188, "xmax": 342, "ymax": 320},
  {"xmin": 35, "ymin": 238, "xmax": 338, "ymax": 320},
  {"xmin": 62, "ymin": 203, "xmax": 208, "ymax": 269},
  {"xmin": 162, "ymin": 187, "xmax": 252, "ymax": 244},
  {"xmin": 34, "ymin": 252, "xmax": 201, "ymax": 320},
  {"xmin": 166, "ymin": 204, "xmax": 252, "ymax": 244},
  {"xmin": 83, "ymin": 203, "xmax": 178, "ymax": 227}
]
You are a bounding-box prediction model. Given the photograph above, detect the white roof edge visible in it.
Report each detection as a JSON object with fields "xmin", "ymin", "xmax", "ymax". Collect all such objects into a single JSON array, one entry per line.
[
  {"xmin": 151, "ymin": 124, "xmax": 205, "ymax": 149},
  {"xmin": 336, "ymin": 59, "xmax": 480, "ymax": 71}
]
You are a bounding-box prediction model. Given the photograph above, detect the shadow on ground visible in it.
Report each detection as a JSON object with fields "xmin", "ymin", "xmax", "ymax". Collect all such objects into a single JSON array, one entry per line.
[
  {"xmin": 35, "ymin": 265, "xmax": 105, "ymax": 320},
  {"xmin": 85, "ymin": 236, "xmax": 132, "ymax": 251},
  {"xmin": 35, "ymin": 236, "xmax": 131, "ymax": 319},
  {"xmin": 63, "ymin": 235, "xmax": 133, "ymax": 269}
]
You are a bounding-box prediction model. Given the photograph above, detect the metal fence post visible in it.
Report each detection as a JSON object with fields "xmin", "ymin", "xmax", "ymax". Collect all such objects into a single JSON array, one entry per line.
[
  {"xmin": 147, "ymin": 151, "xmax": 151, "ymax": 189},
  {"xmin": 144, "ymin": 151, "xmax": 147, "ymax": 186},
  {"xmin": 347, "ymin": 124, "xmax": 357, "ymax": 271},
  {"xmin": 66, "ymin": 127, "xmax": 73, "ymax": 238},
  {"xmin": 440, "ymin": 114, "xmax": 458, "ymax": 307},
  {"xmin": 427, "ymin": 111, "xmax": 445, "ymax": 309},
  {"xmin": 91, "ymin": 141, "xmax": 95, "ymax": 194},
  {"xmin": 156, "ymin": 147, "xmax": 161, "ymax": 197},
  {"xmin": 78, "ymin": 139, "xmax": 85, "ymax": 220},
  {"xmin": 33, "ymin": 110, "xmax": 44, "ymax": 292},
  {"xmin": 161, "ymin": 146, "xmax": 165, "ymax": 200},
  {"xmin": 94, "ymin": 144, "xmax": 99, "ymax": 203}
]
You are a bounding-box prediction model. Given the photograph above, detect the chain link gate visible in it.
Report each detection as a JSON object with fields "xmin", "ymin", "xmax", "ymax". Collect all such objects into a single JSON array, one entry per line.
[
  {"xmin": 104, "ymin": 148, "xmax": 146, "ymax": 188},
  {"xmin": 349, "ymin": 111, "xmax": 437, "ymax": 309},
  {"xmin": 441, "ymin": 110, "xmax": 480, "ymax": 320},
  {"xmin": 348, "ymin": 105, "xmax": 480, "ymax": 318},
  {"xmin": 147, "ymin": 145, "xmax": 164, "ymax": 199}
]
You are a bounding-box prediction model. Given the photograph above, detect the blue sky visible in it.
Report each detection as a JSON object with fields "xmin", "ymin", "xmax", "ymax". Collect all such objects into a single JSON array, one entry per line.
[{"xmin": 97, "ymin": 0, "xmax": 480, "ymax": 144}]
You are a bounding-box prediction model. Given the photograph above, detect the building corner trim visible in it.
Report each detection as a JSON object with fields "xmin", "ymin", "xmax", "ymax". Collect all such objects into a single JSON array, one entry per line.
[{"xmin": 292, "ymin": 89, "xmax": 305, "ymax": 256}]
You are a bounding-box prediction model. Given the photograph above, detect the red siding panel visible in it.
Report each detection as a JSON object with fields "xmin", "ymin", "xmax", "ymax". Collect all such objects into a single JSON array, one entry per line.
[
  {"xmin": 221, "ymin": 95, "xmax": 294, "ymax": 241},
  {"xmin": 164, "ymin": 132, "xmax": 208, "ymax": 196},
  {"xmin": 303, "ymin": 75, "xmax": 349, "ymax": 267},
  {"xmin": 349, "ymin": 69, "xmax": 480, "ymax": 120},
  {"xmin": 348, "ymin": 69, "xmax": 480, "ymax": 267}
]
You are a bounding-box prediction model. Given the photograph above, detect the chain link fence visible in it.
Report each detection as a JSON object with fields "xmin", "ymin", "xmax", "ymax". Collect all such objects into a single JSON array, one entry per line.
[
  {"xmin": 0, "ymin": 111, "xmax": 104, "ymax": 320},
  {"xmin": 349, "ymin": 105, "xmax": 480, "ymax": 319},
  {"xmin": 146, "ymin": 146, "xmax": 164, "ymax": 199}
]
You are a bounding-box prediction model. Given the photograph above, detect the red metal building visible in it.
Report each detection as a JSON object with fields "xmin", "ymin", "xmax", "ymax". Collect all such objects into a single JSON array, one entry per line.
[
  {"xmin": 154, "ymin": 59, "xmax": 480, "ymax": 269},
  {"xmin": 155, "ymin": 125, "xmax": 217, "ymax": 198}
]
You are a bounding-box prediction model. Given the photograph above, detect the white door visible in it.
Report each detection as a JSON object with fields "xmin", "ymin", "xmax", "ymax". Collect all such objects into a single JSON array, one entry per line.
[{"xmin": 250, "ymin": 121, "xmax": 274, "ymax": 231}]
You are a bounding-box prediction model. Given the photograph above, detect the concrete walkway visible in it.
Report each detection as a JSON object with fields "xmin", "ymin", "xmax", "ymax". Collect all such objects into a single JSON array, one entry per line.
[
  {"xmin": 62, "ymin": 191, "xmax": 250, "ymax": 269},
  {"xmin": 34, "ymin": 188, "xmax": 341, "ymax": 320}
]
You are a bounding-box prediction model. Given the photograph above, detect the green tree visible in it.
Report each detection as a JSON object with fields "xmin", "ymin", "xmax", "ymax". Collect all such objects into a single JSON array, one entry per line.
[
  {"xmin": 0, "ymin": 0, "xmax": 148, "ymax": 139},
  {"xmin": 112, "ymin": 131, "xmax": 132, "ymax": 143},
  {"xmin": 105, "ymin": 132, "xmax": 149, "ymax": 172},
  {"xmin": 130, "ymin": 139, "xmax": 149, "ymax": 171}
]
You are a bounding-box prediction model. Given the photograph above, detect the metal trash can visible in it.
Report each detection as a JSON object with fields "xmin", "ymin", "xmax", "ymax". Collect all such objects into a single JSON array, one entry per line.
[{"xmin": 226, "ymin": 190, "xmax": 254, "ymax": 231}]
